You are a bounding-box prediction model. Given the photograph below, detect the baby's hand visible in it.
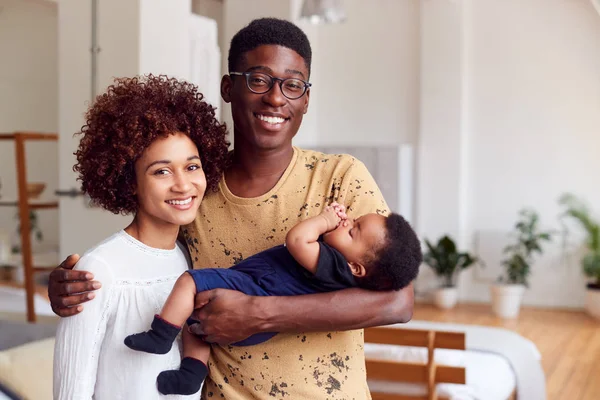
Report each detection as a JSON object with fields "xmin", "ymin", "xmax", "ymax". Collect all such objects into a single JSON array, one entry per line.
[
  {"xmin": 329, "ymin": 202, "xmax": 348, "ymax": 221},
  {"xmin": 320, "ymin": 205, "xmax": 343, "ymax": 232}
]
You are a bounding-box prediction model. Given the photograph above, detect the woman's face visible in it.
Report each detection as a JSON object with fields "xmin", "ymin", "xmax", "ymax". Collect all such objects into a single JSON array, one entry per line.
[{"xmin": 134, "ymin": 132, "xmax": 206, "ymax": 228}]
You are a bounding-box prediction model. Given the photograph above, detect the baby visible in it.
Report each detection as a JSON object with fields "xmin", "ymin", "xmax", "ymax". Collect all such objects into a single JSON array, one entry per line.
[{"xmin": 125, "ymin": 202, "xmax": 422, "ymax": 395}]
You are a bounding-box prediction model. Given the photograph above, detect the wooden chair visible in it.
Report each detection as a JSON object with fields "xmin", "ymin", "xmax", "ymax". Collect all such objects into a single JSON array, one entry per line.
[
  {"xmin": 365, "ymin": 327, "xmax": 465, "ymax": 400},
  {"xmin": 364, "ymin": 327, "xmax": 517, "ymax": 400}
]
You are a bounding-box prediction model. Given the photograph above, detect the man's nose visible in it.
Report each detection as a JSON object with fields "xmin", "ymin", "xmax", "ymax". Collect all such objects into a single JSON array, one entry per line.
[{"xmin": 262, "ymin": 82, "xmax": 286, "ymax": 107}]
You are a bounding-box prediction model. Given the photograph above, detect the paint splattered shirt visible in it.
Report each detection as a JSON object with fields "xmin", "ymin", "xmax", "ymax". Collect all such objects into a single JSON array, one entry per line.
[{"xmin": 183, "ymin": 147, "xmax": 389, "ymax": 399}]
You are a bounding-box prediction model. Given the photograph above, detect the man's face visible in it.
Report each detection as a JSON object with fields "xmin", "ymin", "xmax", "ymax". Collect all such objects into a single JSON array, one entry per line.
[{"xmin": 222, "ymin": 44, "xmax": 310, "ymax": 152}]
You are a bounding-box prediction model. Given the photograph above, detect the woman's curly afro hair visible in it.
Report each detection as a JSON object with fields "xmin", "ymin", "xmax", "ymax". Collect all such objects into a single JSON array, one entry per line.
[{"xmin": 74, "ymin": 74, "xmax": 230, "ymax": 215}]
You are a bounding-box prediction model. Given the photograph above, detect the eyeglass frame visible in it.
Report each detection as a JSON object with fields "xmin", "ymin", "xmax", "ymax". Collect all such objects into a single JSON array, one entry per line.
[{"xmin": 229, "ymin": 71, "xmax": 312, "ymax": 100}]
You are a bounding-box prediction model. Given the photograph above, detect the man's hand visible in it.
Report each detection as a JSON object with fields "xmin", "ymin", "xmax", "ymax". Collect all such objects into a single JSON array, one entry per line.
[
  {"xmin": 48, "ymin": 254, "xmax": 102, "ymax": 317},
  {"xmin": 188, "ymin": 289, "xmax": 264, "ymax": 345}
]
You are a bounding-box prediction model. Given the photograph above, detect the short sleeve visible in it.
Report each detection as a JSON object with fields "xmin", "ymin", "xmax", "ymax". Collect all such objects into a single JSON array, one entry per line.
[{"xmin": 310, "ymin": 242, "xmax": 357, "ymax": 291}]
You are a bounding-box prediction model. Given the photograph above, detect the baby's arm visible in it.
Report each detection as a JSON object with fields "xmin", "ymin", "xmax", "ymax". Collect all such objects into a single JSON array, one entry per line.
[{"xmin": 286, "ymin": 203, "xmax": 346, "ymax": 273}]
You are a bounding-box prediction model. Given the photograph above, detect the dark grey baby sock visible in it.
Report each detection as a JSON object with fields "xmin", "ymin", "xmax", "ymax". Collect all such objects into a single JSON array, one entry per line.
[
  {"xmin": 157, "ymin": 357, "xmax": 208, "ymax": 395},
  {"xmin": 124, "ymin": 314, "xmax": 181, "ymax": 354}
]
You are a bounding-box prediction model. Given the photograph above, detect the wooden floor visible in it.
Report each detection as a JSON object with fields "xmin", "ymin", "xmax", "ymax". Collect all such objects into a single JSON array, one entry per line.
[{"xmin": 413, "ymin": 302, "xmax": 600, "ymax": 400}]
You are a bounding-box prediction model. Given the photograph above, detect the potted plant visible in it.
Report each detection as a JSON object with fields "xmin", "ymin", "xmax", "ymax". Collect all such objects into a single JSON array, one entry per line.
[
  {"xmin": 491, "ymin": 209, "xmax": 553, "ymax": 318},
  {"xmin": 11, "ymin": 210, "xmax": 43, "ymax": 254},
  {"xmin": 558, "ymin": 193, "xmax": 600, "ymax": 319},
  {"xmin": 423, "ymin": 235, "xmax": 477, "ymax": 309}
]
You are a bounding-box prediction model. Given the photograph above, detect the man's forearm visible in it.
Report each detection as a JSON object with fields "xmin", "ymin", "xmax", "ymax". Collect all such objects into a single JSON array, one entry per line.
[{"xmin": 254, "ymin": 284, "xmax": 414, "ymax": 333}]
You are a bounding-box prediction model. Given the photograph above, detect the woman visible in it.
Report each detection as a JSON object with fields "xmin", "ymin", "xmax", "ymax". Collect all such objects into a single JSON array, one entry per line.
[{"xmin": 53, "ymin": 75, "xmax": 229, "ymax": 399}]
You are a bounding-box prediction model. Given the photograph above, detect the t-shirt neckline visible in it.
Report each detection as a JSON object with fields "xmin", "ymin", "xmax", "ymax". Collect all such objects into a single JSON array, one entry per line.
[{"xmin": 219, "ymin": 147, "xmax": 299, "ymax": 205}]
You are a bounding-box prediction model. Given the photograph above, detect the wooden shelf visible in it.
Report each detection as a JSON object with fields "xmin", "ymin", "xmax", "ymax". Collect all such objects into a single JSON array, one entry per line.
[
  {"xmin": 0, "ymin": 131, "xmax": 59, "ymax": 322},
  {"xmin": 0, "ymin": 132, "xmax": 58, "ymax": 141},
  {"xmin": 0, "ymin": 200, "xmax": 58, "ymax": 209}
]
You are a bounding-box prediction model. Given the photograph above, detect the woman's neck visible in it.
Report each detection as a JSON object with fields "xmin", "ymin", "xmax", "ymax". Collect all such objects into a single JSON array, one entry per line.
[{"xmin": 124, "ymin": 214, "xmax": 179, "ymax": 250}]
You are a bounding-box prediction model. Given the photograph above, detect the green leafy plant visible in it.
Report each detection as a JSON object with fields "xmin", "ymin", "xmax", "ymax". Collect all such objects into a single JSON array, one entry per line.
[
  {"xmin": 500, "ymin": 209, "xmax": 553, "ymax": 286},
  {"xmin": 11, "ymin": 210, "xmax": 43, "ymax": 254},
  {"xmin": 423, "ymin": 235, "xmax": 477, "ymax": 288},
  {"xmin": 558, "ymin": 193, "xmax": 600, "ymax": 289}
]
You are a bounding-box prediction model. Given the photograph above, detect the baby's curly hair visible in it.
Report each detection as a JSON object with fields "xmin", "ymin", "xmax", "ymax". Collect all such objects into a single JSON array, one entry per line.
[
  {"xmin": 357, "ymin": 213, "xmax": 422, "ymax": 291},
  {"xmin": 74, "ymin": 74, "xmax": 230, "ymax": 215}
]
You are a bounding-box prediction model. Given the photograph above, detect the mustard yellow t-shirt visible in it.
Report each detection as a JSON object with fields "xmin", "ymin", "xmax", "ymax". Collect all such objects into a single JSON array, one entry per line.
[{"xmin": 183, "ymin": 147, "xmax": 389, "ymax": 399}]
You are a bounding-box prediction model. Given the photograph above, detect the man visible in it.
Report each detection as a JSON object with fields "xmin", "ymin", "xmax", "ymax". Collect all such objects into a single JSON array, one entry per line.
[{"xmin": 49, "ymin": 18, "xmax": 414, "ymax": 399}]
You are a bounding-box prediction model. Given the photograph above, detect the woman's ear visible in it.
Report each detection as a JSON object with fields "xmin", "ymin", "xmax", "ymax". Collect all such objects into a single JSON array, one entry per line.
[{"xmin": 348, "ymin": 261, "xmax": 367, "ymax": 278}]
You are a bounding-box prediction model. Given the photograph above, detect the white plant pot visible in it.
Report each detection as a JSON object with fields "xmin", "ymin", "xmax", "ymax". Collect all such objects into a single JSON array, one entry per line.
[
  {"xmin": 585, "ymin": 287, "xmax": 600, "ymax": 320},
  {"xmin": 490, "ymin": 284, "xmax": 525, "ymax": 319},
  {"xmin": 433, "ymin": 287, "xmax": 458, "ymax": 309}
]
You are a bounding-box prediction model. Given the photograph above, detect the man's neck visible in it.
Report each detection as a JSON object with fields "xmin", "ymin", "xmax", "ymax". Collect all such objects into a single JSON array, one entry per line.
[{"xmin": 225, "ymin": 145, "xmax": 295, "ymax": 198}]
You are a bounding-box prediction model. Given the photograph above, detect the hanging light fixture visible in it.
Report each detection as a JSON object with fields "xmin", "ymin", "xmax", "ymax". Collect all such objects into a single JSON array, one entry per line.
[
  {"xmin": 591, "ymin": 0, "xmax": 600, "ymax": 17},
  {"xmin": 300, "ymin": 0, "xmax": 346, "ymax": 24}
]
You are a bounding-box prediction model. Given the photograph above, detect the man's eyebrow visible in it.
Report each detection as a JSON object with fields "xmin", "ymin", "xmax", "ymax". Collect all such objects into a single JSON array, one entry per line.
[
  {"xmin": 285, "ymin": 69, "xmax": 306, "ymax": 79},
  {"xmin": 247, "ymin": 65, "xmax": 306, "ymax": 80},
  {"xmin": 247, "ymin": 65, "xmax": 272, "ymax": 73},
  {"xmin": 145, "ymin": 156, "xmax": 200, "ymax": 172}
]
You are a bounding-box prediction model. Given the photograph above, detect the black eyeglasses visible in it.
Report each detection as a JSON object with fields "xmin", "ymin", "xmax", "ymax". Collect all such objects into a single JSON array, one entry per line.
[{"xmin": 229, "ymin": 71, "xmax": 311, "ymax": 100}]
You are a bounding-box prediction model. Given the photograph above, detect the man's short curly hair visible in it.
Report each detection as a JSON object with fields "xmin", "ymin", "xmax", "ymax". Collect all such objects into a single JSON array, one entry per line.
[
  {"xmin": 228, "ymin": 17, "xmax": 312, "ymax": 76},
  {"xmin": 74, "ymin": 74, "xmax": 230, "ymax": 215},
  {"xmin": 357, "ymin": 213, "xmax": 422, "ymax": 291}
]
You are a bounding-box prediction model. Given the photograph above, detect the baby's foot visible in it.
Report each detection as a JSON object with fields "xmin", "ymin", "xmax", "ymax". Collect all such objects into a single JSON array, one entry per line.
[
  {"xmin": 124, "ymin": 315, "xmax": 180, "ymax": 354},
  {"xmin": 157, "ymin": 357, "xmax": 208, "ymax": 395}
]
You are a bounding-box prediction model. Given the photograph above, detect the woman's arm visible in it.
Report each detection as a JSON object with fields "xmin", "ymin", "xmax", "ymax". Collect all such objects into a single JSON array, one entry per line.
[
  {"xmin": 53, "ymin": 255, "xmax": 114, "ymax": 400},
  {"xmin": 191, "ymin": 284, "xmax": 413, "ymax": 344}
]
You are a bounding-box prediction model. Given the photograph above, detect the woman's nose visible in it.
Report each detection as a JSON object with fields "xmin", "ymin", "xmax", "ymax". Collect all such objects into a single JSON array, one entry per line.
[{"xmin": 172, "ymin": 174, "xmax": 192, "ymax": 192}]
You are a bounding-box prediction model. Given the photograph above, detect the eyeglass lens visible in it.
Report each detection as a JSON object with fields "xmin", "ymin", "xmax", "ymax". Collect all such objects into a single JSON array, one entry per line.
[{"xmin": 246, "ymin": 72, "xmax": 307, "ymax": 99}]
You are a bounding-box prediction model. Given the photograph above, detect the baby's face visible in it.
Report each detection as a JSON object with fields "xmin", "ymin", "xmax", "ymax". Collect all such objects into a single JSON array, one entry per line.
[{"xmin": 323, "ymin": 213, "xmax": 387, "ymax": 267}]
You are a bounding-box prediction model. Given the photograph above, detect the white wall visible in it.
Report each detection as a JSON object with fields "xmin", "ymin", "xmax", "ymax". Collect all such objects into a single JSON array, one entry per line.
[
  {"xmin": 416, "ymin": 0, "xmax": 600, "ymax": 308},
  {"xmin": 192, "ymin": 0, "xmax": 223, "ymax": 44},
  {"xmin": 308, "ymin": 0, "xmax": 420, "ymax": 147},
  {"xmin": 0, "ymin": 0, "xmax": 58, "ymax": 252},
  {"xmin": 139, "ymin": 0, "xmax": 192, "ymax": 78}
]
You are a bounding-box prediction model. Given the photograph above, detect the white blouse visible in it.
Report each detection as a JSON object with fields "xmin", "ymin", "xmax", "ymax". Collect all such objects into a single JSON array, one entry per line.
[{"xmin": 53, "ymin": 231, "xmax": 198, "ymax": 400}]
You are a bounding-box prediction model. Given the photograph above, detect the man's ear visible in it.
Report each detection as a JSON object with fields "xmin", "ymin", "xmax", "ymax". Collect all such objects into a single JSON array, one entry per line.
[
  {"xmin": 348, "ymin": 261, "xmax": 367, "ymax": 278},
  {"xmin": 302, "ymin": 88, "xmax": 310, "ymax": 114},
  {"xmin": 221, "ymin": 75, "xmax": 232, "ymax": 103}
]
